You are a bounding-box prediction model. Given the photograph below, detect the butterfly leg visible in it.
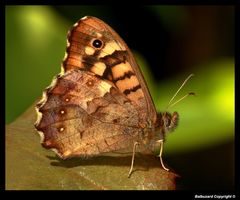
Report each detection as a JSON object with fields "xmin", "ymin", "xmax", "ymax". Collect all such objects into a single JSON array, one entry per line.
[
  {"xmin": 157, "ymin": 139, "xmax": 169, "ymax": 171},
  {"xmin": 128, "ymin": 142, "xmax": 139, "ymax": 178}
]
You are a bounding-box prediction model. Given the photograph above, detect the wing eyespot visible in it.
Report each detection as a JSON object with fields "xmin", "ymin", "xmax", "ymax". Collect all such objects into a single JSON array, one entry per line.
[
  {"xmin": 86, "ymin": 80, "xmax": 94, "ymax": 87},
  {"xmin": 92, "ymin": 39, "xmax": 104, "ymax": 49}
]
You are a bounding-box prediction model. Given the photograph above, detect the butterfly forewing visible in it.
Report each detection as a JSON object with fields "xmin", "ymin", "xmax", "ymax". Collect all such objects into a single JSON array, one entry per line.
[
  {"xmin": 63, "ymin": 16, "xmax": 157, "ymax": 123},
  {"xmin": 35, "ymin": 16, "xmax": 158, "ymax": 159}
]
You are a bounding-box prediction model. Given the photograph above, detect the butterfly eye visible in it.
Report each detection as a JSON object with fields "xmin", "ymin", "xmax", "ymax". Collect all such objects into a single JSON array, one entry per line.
[
  {"xmin": 162, "ymin": 114, "xmax": 171, "ymax": 128},
  {"xmin": 164, "ymin": 118, "xmax": 171, "ymax": 127},
  {"xmin": 92, "ymin": 39, "xmax": 103, "ymax": 49}
]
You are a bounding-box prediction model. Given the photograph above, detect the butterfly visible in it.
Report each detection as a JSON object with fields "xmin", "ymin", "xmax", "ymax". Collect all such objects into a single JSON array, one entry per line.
[{"xmin": 35, "ymin": 16, "xmax": 181, "ymax": 178}]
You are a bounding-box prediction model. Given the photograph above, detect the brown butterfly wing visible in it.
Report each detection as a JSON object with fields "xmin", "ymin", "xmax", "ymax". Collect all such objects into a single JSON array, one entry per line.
[
  {"xmin": 63, "ymin": 16, "xmax": 157, "ymax": 124},
  {"xmin": 35, "ymin": 16, "xmax": 158, "ymax": 158},
  {"xmin": 35, "ymin": 69, "xmax": 140, "ymax": 158}
]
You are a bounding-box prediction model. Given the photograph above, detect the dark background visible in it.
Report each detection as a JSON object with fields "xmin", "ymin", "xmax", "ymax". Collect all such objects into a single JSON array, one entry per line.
[{"xmin": 6, "ymin": 6, "xmax": 234, "ymax": 190}]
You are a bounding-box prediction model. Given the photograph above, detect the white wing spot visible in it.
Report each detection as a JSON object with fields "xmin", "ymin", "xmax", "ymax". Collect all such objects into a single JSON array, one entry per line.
[
  {"xmin": 99, "ymin": 81, "xmax": 112, "ymax": 96},
  {"xmin": 85, "ymin": 46, "xmax": 95, "ymax": 55},
  {"xmin": 63, "ymin": 52, "xmax": 68, "ymax": 61},
  {"xmin": 81, "ymin": 16, "xmax": 89, "ymax": 20},
  {"xmin": 73, "ymin": 22, "xmax": 79, "ymax": 27}
]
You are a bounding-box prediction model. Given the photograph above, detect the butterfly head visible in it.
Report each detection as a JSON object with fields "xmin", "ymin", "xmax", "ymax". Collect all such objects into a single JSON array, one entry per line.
[
  {"xmin": 143, "ymin": 112, "xmax": 179, "ymax": 152},
  {"xmin": 157, "ymin": 111, "xmax": 179, "ymax": 136}
]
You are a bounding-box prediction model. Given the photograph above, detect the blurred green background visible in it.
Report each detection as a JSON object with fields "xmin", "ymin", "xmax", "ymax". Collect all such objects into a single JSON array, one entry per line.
[{"xmin": 6, "ymin": 6, "xmax": 234, "ymax": 189}]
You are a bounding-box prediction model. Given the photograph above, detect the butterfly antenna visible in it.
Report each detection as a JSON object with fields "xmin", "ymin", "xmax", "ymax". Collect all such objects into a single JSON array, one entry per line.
[
  {"xmin": 166, "ymin": 74, "xmax": 195, "ymax": 109},
  {"xmin": 167, "ymin": 92, "xmax": 195, "ymax": 109}
]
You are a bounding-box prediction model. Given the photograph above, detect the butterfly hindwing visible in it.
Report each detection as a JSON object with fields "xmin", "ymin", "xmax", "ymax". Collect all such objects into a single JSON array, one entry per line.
[{"xmin": 35, "ymin": 69, "xmax": 140, "ymax": 158}]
